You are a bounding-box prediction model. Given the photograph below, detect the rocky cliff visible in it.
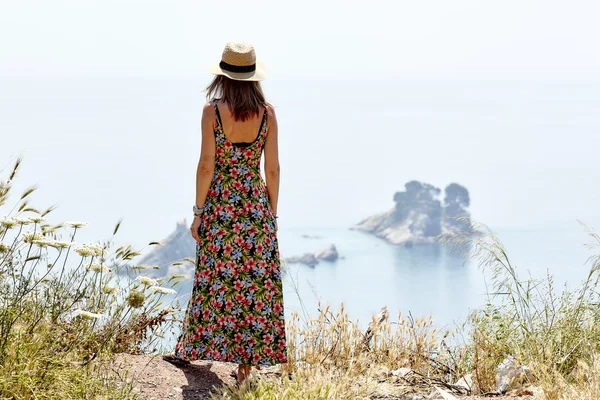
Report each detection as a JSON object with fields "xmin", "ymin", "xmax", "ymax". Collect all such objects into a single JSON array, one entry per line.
[{"xmin": 136, "ymin": 219, "xmax": 196, "ymax": 278}]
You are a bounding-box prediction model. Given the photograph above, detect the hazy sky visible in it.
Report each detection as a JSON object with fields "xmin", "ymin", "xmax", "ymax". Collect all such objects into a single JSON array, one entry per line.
[
  {"xmin": 1, "ymin": 0, "xmax": 599, "ymax": 80},
  {"xmin": 1, "ymin": 1, "xmax": 599, "ymax": 250}
]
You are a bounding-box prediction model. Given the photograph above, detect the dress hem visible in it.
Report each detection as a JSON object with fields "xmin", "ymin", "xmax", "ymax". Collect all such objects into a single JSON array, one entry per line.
[{"xmin": 174, "ymin": 351, "xmax": 289, "ymax": 367}]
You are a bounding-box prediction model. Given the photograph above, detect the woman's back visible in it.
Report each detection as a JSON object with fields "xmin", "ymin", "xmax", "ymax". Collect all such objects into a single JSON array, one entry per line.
[{"xmin": 214, "ymin": 100, "xmax": 267, "ymax": 145}]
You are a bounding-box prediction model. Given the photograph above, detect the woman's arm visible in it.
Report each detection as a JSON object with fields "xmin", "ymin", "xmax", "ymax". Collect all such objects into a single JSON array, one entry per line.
[
  {"xmin": 195, "ymin": 102, "xmax": 216, "ymax": 208},
  {"xmin": 263, "ymin": 105, "xmax": 280, "ymax": 216}
]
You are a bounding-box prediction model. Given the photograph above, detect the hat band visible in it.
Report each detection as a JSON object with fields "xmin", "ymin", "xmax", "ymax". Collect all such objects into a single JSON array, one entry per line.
[{"xmin": 220, "ymin": 60, "xmax": 256, "ymax": 73}]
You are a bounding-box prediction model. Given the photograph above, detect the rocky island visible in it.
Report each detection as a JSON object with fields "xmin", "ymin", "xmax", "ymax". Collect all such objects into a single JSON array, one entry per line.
[
  {"xmin": 352, "ymin": 181, "xmax": 474, "ymax": 247},
  {"xmin": 285, "ymin": 244, "xmax": 339, "ymax": 267}
]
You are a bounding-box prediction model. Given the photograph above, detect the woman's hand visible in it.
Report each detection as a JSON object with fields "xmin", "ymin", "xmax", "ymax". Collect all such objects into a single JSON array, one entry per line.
[{"xmin": 190, "ymin": 217, "xmax": 202, "ymax": 243}]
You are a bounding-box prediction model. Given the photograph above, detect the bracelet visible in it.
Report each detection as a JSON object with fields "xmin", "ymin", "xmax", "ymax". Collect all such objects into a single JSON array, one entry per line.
[{"xmin": 193, "ymin": 204, "xmax": 204, "ymax": 216}]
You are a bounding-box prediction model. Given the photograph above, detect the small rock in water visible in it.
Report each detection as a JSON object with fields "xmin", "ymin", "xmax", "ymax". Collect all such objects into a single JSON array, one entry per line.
[
  {"xmin": 285, "ymin": 244, "xmax": 340, "ymax": 266},
  {"xmin": 301, "ymin": 234, "xmax": 322, "ymax": 239},
  {"xmin": 285, "ymin": 253, "xmax": 318, "ymax": 267},
  {"xmin": 314, "ymin": 244, "xmax": 339, "ymax": 262}
]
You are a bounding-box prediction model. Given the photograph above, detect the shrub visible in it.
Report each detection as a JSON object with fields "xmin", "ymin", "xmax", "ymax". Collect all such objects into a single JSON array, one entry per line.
[{"xmin": 0, "ymin": 156, "xmax": 182, "ymax": 398}]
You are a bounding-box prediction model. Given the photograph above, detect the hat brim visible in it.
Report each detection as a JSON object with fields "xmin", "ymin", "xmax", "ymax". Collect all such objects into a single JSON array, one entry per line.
[{"xmin": 208, "ymin": 60, "xmax": 266, "ymax": 81}]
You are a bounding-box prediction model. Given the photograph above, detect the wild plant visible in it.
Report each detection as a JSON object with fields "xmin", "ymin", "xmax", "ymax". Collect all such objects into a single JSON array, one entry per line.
[{"xmin": 0, "ymin": 156, "xmax": 184, "ymax": 398}]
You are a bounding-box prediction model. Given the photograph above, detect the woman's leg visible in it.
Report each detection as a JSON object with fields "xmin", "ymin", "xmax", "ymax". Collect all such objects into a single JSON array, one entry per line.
[{"xmin": 237, "ymin": 364, "xmax": 252, "ymax": 383}]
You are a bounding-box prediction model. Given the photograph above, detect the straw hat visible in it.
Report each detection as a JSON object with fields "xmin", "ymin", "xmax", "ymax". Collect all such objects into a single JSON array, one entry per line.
[{"xmin": 209, "ymin": 41, "xmax": 266, "ymax": 81}]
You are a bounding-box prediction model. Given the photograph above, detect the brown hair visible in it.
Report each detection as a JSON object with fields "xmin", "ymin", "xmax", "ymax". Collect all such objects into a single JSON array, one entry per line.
[{"xmin": 206, "ymin": 75, "xmax": 267, "ymax": 122}]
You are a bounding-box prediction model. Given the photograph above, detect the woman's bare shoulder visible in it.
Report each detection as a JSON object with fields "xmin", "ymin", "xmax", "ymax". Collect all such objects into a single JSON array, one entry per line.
[
  {"xmin": 265, "ymin": 103, "xmax": 277, "ymax": 120},
  {"xmin": 201, "ymin": 101, "xmax": 216, "ymax": 119},
  {"xmin": 203, "ymin": 101, "xmax": 214, "ymax": 113}
]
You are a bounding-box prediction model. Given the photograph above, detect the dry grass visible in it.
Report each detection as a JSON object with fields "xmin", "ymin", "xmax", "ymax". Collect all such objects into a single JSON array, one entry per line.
[{"xmin": 0, "ymin": 157, "xmax": 182, "ymax": 398}]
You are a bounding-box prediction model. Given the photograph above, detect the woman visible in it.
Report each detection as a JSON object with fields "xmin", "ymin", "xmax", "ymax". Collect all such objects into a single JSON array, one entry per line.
[{"xmin": 163, "ymin": 42, "xmax": 288, "ymax": 385}]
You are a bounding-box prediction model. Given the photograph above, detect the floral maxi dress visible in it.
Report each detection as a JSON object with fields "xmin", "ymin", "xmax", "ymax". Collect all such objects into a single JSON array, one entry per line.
[{"xmin": 174, "ymin": 99, "xmax": 288, "ymax": 366}]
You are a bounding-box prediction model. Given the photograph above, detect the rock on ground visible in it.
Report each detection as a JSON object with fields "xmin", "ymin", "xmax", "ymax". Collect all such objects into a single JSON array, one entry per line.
[{"xmin": 496, "ymin": 355, "xmax": 533, "ymax": 394}]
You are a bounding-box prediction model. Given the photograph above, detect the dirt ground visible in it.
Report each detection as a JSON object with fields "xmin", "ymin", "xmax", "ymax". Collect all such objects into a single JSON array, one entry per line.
[{"xmin": 113, "ymin": 353, "xmax": 540, "ymax": 400}]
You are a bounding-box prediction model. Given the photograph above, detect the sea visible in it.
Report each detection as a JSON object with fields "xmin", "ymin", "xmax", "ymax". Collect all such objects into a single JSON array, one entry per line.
[{"xmin": 156, "ymin": 222, "xmax": 599, "ymax": 350}]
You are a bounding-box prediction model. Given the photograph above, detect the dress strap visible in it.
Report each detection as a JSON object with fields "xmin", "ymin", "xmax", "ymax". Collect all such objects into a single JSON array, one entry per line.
[
  {"xmin": 213, "ymin": 99, "xmax": 223, "ymax": 129},
  {"xmin": 261, "ymin": 105, "xmax": 268, "ymax": 133}
]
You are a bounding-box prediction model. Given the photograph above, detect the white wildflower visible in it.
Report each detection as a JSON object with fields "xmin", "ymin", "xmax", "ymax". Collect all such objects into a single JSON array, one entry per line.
[
  {"xmin": 23, "ymin": 232, "xmax": 45, "ymax": 243},
  {"xmin": 32, "ymin": 239, "xmax": 54, "ymax": 247},
  {"xmin": 26, "ymin": 216, "xmax": 46, "ymax": 224},
  {"xmin": 33, "ymin": 239, "xmax": 74, "ymax": 249},
  {"xmin": 13, "ymin": 217, "xmax": 33, "ymax": 225},
  {"xmin": 87, "ymin": 243, "xmax": 104, "ymax": 255},
  {"xmin": 65, "ymin": 221, "xmax": 88, "ymax": 228},
  {"xmin": 47, "ymin": 240, "xmax": 75, "ymax": 249},
  {"xmin": 150, "ymin": 286, "xmax": 176, "ymax": 295},
  {"xmin": 74, "ymin": 243, "xmax": 104, "ymax": 257},
  {"xmin": 87, "ymin": 263, "xmax": 111, "ymax": 273},
  {"xmin": 132, "ymin": 264, "xmax": 151, "ymax": 270},
  {"xmin": 135, "ymin": 276, "xmax": 158, "ymax": 286},
  {"xmin": 74, "ymin": 246, "xmax": 95, "ymax": 257},
  {"xmin": 102, "ymin": 285, "xmax": 118, "ymax": 295},
  {"xmin": 0, "ymin": 242, "xmax": 10, "ymax": 253},
  {"xmin": 0, "ymin": 217, "xmax": 17, "ymax": 228},
  {"xmin": 73, "ymin": 309, "xmax": 103, "ymax": 319}
]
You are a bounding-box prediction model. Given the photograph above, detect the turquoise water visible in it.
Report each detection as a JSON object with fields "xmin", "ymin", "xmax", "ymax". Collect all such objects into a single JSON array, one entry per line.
[
  {"xmin": 278, "ymin": 228, "xmax": 483, "ymax": 329},
  {"xmin": 278, "ymin": 224, "xmax": 597, "ymax": 328},
  {"xmin": 159, "ymin": 222, "xmax": 598, "ymax": 350}
]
